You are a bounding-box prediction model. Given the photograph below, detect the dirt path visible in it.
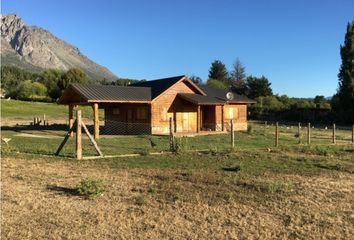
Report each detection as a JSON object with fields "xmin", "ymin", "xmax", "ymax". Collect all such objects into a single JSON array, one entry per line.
[{"xmin": 1, "ymin": 157, "xmax": 354, "ymax": 239}]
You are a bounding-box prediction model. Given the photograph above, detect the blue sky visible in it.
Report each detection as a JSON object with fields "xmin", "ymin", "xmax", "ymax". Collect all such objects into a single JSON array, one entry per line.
[{"xmin": 2, "ymin": 0, "xmax": 354, "ymax": 97}]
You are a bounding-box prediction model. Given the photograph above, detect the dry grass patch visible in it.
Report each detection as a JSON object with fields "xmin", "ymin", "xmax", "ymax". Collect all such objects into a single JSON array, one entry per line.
[{"xmin": 1, "ymin": 156, "xmax": 354, "ymax": 239}]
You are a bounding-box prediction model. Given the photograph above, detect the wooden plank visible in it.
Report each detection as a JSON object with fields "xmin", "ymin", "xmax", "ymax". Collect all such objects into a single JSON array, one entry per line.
[
  {"xmin": 93, "ymin": 103, "xmax": 100, "ymax": 139},
  {"xmin": 69, "ymin": 104, "xmax": 74, "ymax": 137},
  {"xmin": 82, "ymin": 121, "xmax": 103, "ymax": 157},
  {"xmin": 169, "ymin": 117, "xmax": 175, "ymax": 151},
  {"xmin": 55, "ymin": 120, "xmax": 77, "ymax": 156},
  {"xmin": 221, "ymin": 105, "xmax": 225, "ymax": 131},
  {"xmin": 197, "ymin": 105, "xmax": 200, "ymax": 133},
  {"xmin": 76, "ymin": 110, "xmax": 82, "ymax": 160}
]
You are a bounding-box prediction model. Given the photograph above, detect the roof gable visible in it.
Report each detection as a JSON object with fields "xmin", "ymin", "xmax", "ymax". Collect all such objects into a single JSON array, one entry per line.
[{"xmin": 131, "ymin": 75, "xmax": 205, "ymax": 100}]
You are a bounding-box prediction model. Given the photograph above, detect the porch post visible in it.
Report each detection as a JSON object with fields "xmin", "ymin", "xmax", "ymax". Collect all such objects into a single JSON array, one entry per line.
[
  {"xmin": 93, "ymin": 103, "xmax": 100, "ymax": 139},
  {"xmin": 69, "ymin": 104, "xmax": 75, "ymax": 137},
  {"xmin": 221, "ymin": 105, "xmax": 225, "ymax": 131},
  {"xmin": 197, "ymin": 105, "xmax": 201, "ymax": 133}
]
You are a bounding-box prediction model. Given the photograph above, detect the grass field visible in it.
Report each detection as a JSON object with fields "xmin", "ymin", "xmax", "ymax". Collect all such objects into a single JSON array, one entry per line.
[
  {"xmin": 1, "ymin": 100, "xmax": 354, "ymax": 239},
  {"xmin": 1, "ymin": 99, "xmax": 100, "ymax": 124}
]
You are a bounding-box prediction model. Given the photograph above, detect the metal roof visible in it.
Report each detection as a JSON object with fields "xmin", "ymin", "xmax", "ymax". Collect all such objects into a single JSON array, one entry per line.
[
  {"xmin": 197, "ymin": 84, "xmax": 256, "ymax": 103},
  {"xmin": 130, "ymin": 75, "xmax": 185, "ymax": 99},
  {"xmin": 178, "ymin": 93, "xmax": 225, "ymax": 105},
  {"xmin": 59, "ymin": 84, "xmax": 151, "ymax": 103}
]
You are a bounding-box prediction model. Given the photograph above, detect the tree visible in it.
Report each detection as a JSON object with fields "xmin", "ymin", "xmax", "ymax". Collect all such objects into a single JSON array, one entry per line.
[
  {"xmin": 189, "ymin": 75, "xmax": 202, "ymax": 84},
  {"xmin": 58, "ymin": 68, "xmax": 89, "ymax": 90},
  {"xmin": 15, "ymin": 80, "xmax": 47, "ymax": 100},
  {"xmin": 245, "ymin": 75, "xmax": 273, "ymax": 99},
  {"xmin": 208, "ymin": 60, "xmax": 229, "ymax": 84},
  {"xmin": 1, "ymin": 66, "xmax": 39, "ymax": 96},
  {"xmin": 206, "ymin": 78, "xmax": 228, "ymax": 90},
  {"xmin": 39, "ymin": 69, "xmax": 64, "ymax": 99},
  {"xmin": 334, "ymin": 21, "xmax": 354, "ymax": 123},
  {"xmin": 230, "ymin": 58, "xmax": 247, "ymax": 95}
]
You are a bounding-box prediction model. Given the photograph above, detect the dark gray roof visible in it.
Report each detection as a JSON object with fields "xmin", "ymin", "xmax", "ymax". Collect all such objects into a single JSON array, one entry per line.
[
  {"xmin": 68, "ymin": 83, "xmax": 151, "ymax": 102},
  {"xmin": 130, "ymin": 75, "xmax": 187, "ymax": 99},
  {"xmin": 178, "ymin": 93, "xmax": 224, "ymax": 105},
  {"xmin": 197, "ymin": 84, "xmax": 255, "ymax": 103}
]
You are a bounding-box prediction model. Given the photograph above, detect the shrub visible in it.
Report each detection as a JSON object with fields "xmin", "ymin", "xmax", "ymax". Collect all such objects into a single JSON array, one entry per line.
[
  {"xmin": 76, "ymin": 177, "xmax": 107, "ymax": 199},
  {"xmin": 15, "ymin": 80, "xmax": 48, "ymax": 101},
  {"xmin": 247, "ymin": 125, "xmax": 253, "ymax": 134}
]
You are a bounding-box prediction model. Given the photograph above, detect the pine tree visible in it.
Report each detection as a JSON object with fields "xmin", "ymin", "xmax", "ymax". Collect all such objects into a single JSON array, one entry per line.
[
  {"xmin": 230, "ymin": 58, "xmax": 247, "ymax": 95},
  {"xmin": 208, "ymin": 60, "xmax": 229, "ymax": 84},
  {"xmin": 335, "ymin": 21, "xmax": 354, "ymax": 123}
]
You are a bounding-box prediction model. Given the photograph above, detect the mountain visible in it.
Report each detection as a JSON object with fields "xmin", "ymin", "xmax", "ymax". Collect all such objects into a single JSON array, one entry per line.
[{"xmin": 1, "ymin": 14, "xmax": 118, "ymax": 81}]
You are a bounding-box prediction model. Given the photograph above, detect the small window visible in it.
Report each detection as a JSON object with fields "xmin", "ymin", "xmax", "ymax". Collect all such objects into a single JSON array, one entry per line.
[
  {"xmin": 137, "ymin": 108, "xmax": 148, "ymax": 120},
  {"xmin": 113, "ymin": 108, "xmax": 120, "ymax": 115},
  {"xmin": 228, "ymin": 108, "xmax": 233, "ymax": 119}
]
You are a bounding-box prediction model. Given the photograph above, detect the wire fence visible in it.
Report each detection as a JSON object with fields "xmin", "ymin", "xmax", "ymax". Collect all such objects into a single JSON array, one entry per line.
[{"xmin": 2, "ymin": 116, "xmax": 353, "ymax": 158}]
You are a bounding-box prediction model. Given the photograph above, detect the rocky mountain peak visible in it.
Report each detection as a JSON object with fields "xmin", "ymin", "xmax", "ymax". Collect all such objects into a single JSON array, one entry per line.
[{"xmin": 1, "ymin": 14, "xmax": 118, "ymax": 81}]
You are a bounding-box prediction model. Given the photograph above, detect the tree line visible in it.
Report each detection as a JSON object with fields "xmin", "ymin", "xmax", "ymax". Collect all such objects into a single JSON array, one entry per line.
[
  {"xmin": 0, "ymin": 66, "xmax": 143, "ymax": 101},
  {"xmin": 191, "ymin": 59, "xmax": 330, "ymax": 121}
]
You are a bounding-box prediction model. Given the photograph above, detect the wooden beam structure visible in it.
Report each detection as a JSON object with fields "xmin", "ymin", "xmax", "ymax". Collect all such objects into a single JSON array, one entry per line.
[
  {"xmin": 76, "ymin": 110, "xmax": 82, "ymax": 160},
  {"xmin": 197, "ymin": 105, "xmax": 201, "ymax": 133},
  {"xmin": 221, "ymin": 105, "xmax": 225, "ymax": 131},
  {"xmin": 93, "ymin": 103, "xmax": 100, "ymax": 139}
]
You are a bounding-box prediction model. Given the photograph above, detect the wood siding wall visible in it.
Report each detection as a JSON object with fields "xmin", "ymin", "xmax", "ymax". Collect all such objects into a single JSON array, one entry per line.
[
  {"xmin": 224, "ymin": 104, "xmax": 248, "ymax": 130},
  {"xmin": 151, "ymin": 80, "xmax": 198, "ymax": 134}
]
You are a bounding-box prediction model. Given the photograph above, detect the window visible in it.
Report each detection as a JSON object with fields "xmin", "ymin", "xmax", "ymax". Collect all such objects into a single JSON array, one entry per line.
[
  {"xmin": 137, "ymin": 107, "xmax": 148, "ymax": 120},
  {"xmin": 228, "ymin": 108, "xmax": 233, "ymax": 119}
]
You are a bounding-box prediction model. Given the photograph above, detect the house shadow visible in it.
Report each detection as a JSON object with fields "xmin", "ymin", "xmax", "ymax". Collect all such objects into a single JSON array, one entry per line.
[{"xmin": 46, "ymin": 185, "xmax": 80, "ymax": 197}]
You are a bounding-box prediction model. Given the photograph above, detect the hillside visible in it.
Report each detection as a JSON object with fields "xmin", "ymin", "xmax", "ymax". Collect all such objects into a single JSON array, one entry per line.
[{"xmin": 1, "ymin": 14, "xmax": 118, "ymax": 81}]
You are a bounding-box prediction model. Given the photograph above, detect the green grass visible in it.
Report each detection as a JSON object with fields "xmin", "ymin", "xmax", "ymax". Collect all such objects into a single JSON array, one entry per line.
[{"xmin": 1, "ymin": 99, "xmax": 96, "ymax": 119}]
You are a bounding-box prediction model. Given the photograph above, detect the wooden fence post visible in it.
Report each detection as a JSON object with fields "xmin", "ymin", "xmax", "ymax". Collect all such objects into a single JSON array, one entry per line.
[
  {"xmin": 76, "ymin": 110, "xmax": 82, "ymax": 160},
  {"xmin": 275, "ymin": 122, "xmax": 279, "ymax": 147},
  {"xmin": 332, "ymin": 123, "xmax": 336, "ymax": 144},
  {"xmin": 307, "ymin": 122, "xmax": 311, "ymax": 145},
  {"xmin": 264, "ymin": 121, "xmax": 267, "ymax": 130},
  {"xmin": 231, "ymin": 120, "xmax": 235, "ymax": 148},
  {"xmin": 169, "ymin": 117, "xmax": 175, "ymax": 151},
  {"xmin": 298, "ymin": 123, "xmax": 301, "ymax": 144},
  {"xmin": 69, "ymin": 104, "xmax": 74, "ymax": 137},
  {"xmin": 352, "ymin": 125, "xmax": 354, "ymax": 144}
]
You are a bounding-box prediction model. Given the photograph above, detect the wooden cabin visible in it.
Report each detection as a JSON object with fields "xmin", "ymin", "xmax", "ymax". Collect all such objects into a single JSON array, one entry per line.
[{"xmin": 58, "ymin": 75, "xmax": 255, "ymax": 138}]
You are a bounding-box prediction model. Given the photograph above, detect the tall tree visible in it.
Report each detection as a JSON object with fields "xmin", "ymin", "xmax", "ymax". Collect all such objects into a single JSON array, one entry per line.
[
  {"xmin": 246, "ymin": 75, "xmax": 273, "ymax": 99},
  {"xmin": 58, "ymin": 68, "xmax": 89, "ymax": 90},
  {"xmin": 208, "ymin": 60, "xmax": 229, "ymax": 84},
  {"xmin": 334, "ymin": 21, "xmax": 354, "ymax": 123},
  {"xmin": 230, "ymin": 58, "xmax": 247, "ymax": 95}
]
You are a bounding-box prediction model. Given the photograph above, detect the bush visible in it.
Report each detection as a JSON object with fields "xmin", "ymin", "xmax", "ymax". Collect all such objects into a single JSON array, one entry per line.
[
  {"xmin": 247, "ymin": 125, "xmax": 253, "ymax": 134},
  {"xmin": 76, "ymin": 177, "xmax": 107, "ymax": 199},
  {"xmin": 15, "ymin": 80, "xmax": 48, "ymax": 101}
]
